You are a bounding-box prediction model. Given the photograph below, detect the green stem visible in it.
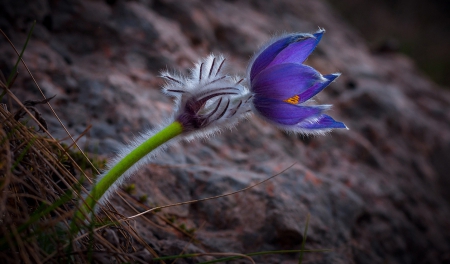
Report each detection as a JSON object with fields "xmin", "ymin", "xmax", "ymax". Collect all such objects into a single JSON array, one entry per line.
[{"xmin": 71, "ymin": 121, "xmax": 183, "ymax": 230}]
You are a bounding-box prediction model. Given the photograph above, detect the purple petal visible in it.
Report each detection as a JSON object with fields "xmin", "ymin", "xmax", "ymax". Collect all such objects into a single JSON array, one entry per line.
[
  {"xmin": 298, "ymin": 73, "xmax": 340, "ymax": 103},
  {"xmin": 250, "ymin": 31, "xmax": 323, "ymax": 81},
  {"xmin": 253, "ymin": 97, "xmax": 324, "ymax": 125},
  {"xmin": 266, "ymin": 30, "xmax": 324, "ymax": 69},
  {"xmin": 297, "ymin": 114, "xmax": 347, "ymax": 129},
  {"xmin": 251, "ymin": 63, "xmax": 325, "ymax": 100}
]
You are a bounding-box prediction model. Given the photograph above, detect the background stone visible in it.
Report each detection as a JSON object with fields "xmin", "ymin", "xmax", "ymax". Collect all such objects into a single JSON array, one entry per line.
[{"xmin": 1, "ymin": 0, "xmax": 450, "ymax": 263}]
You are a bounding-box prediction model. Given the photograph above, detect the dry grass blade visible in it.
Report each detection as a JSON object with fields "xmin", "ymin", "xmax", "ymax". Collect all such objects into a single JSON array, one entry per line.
[
  {"xmin": 127, "ymin": 163, "xmax": 296, "ymax": 220},
  {"xmin": 0, "ymin": 98, "xmax": 156, "ymax": 263},
  {"xmin": 201, "ymin": 253, "xmax": 255, "ymax": 264},
  {"xmin": 0, "ymin": 28, "xmax": 99, "ymax": 177},
  {"xmin": 0, "ymin": 105, "xmax": 75, "ymax": 263},
  {"xmin": 0, "ymin": 28, "xmax": 157, "ymax": 263}
]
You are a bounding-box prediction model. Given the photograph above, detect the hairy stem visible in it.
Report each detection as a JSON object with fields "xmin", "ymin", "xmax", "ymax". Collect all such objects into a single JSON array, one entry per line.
[{"xmin": 72, "ymin": 121, "xmax": 184, "ymax": 229}]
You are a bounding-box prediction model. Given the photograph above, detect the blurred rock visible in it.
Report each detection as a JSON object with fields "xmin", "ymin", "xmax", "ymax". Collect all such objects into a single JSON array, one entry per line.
[{"xmin": 1, "ymin": 0, "xmax": 450, "ymax": 263}]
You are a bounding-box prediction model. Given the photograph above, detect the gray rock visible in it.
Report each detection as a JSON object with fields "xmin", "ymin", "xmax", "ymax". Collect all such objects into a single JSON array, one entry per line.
[{"xmin": 1, "ymin": 0, "xmax": 450, "ymax": 263}]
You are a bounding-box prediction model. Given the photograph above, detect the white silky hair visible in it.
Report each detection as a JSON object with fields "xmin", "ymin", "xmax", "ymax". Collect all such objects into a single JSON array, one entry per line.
[
  {"xmin": 92, "ymin": 50, "xmax": 346, "ymax": 211},
  {"xmin": 95, "ymin": 120, "xmax": 179, "ymax": 208},
  {"xmin": 93, "ymin": 55, "xmax": 252, "ymax": 210},
  {"xmin": 160, "ymin": 54, "xmax": 253, "ymax": 140},
  {"xmin": 244, "ymin": 31, "xmax": 348, "ymax": 136},
  {"xmin": 250, "ymin": 103, "xmax": 338, "ymax": 136}
]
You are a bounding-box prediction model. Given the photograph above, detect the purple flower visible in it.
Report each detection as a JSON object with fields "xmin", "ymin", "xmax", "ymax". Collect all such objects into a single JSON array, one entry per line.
[{"xmin": 247, "ymin": 29, "xmax": 347, "ymax": 134}]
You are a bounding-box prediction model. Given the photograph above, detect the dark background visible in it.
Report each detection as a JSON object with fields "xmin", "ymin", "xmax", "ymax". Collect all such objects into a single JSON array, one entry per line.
[
  {"xmin": 1, "ymin": 0, "xmax": 450, "ymax": 263},
  {"xmin": 328, "ymin": 0, "xmax": 450, "ymax": 87}
]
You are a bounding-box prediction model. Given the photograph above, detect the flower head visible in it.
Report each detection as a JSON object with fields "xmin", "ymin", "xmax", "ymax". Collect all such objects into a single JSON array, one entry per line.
[
  {"xmin": 74, "ymin": 31, "xmax": 349, "ymax": 223},
  {"xmin": 247, "ymin": 29, "xmax": 347, "ymax": 134},
  {"xmin": 161, "ymin": 55, "xmax": 252, "ymax": 139}
]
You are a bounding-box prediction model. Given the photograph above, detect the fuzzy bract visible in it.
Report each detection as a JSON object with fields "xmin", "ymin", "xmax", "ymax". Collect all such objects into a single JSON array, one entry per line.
[
  {"xmin": 246, "ymin": 29, "xmax": 347, "ymax": 134},
  {"xmin": 161, "ymin": 54, "xmax": 252, "ymax": 140},
  {"xmin": 94, "ymin": 55, "xmax": 253, "ymax": 209}
]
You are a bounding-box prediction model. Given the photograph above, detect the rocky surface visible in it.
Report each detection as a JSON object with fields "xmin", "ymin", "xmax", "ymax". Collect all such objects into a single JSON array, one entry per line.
[{"xmin": 1, "ymin": 0, "xmax": 450, "ymax": 263}]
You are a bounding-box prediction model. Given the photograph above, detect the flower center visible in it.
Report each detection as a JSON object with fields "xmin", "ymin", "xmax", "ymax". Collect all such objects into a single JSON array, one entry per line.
[{"xmin": 283, "ymin": 95, "xmax": 300, "ymax": 104}]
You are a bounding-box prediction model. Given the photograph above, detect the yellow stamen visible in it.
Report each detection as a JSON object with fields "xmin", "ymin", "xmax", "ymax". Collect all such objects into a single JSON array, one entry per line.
[{"xmin": 283, "ymin": 95, "xmax": 300, "ymax": 104}]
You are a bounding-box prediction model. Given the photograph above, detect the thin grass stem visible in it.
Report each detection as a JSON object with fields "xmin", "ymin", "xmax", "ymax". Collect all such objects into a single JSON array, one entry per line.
[
  {"xmin": 5, "ymin": 20, "xmax": 35, "ymax": 91},
  {"xmin": 298, "ymin": 213, "xmax": 310, "ymax": 263}
]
